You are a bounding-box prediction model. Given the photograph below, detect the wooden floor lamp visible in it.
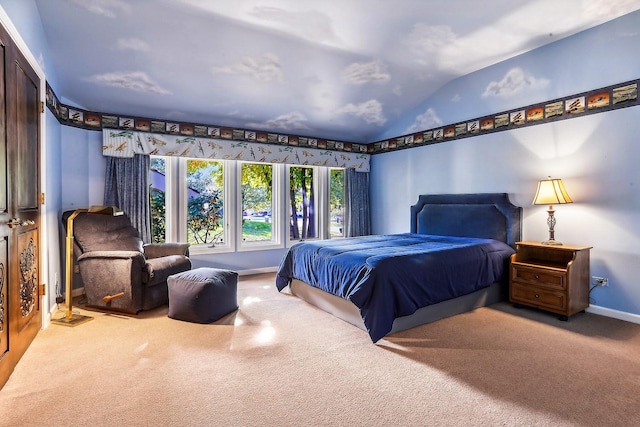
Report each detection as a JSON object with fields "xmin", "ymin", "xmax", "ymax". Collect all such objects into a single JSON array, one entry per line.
[{"xmin": 51, "ymin": 205, "xmax": 123, "ymax": 326}]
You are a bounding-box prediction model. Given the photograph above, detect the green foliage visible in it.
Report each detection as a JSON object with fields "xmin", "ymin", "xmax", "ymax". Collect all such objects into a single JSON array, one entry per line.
[
  {"xmin": 241, "ymin": 163, "xmax": 272, "ymax": 214},
  {"xmin": 330, "ymin": 169, "xmax": 344, "ymax": 214},
  {"xmin": 150, "ymin": 188, "xmax": 166, "ymax": 243},
  {"xmin": 150, "ymin": 157, "xmax": 165, "ymax": 174},
  {"xmin": 241, "ymin": 163, "xmax": 272, "ymax": 194},
  {"xmin": 187, "ymin": 189, "xmax": 224, "ymax": 244},
  {"xmin": 150, "ymin": 159, "xmax": 346, "ymax": 244},
  {"xmin": 329, "ymin": 168, "xmax": 345, "ymax": 237},
  {"xmin": 187, "ymin": 159, "xmax": 223, "ymax": 193},
  {"xmin": 289, "ymin": 166, "xmax": 314, "ymax": 239}
]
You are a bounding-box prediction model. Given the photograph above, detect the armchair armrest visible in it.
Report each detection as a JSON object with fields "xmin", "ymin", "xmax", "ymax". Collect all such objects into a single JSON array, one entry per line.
[
  {"xmin": 143, "ymin": 243, "xmax": 190, "ymax": 259},
  {"xmin": 78, "ymin": 250, "xmax": 145, "ymax": 262}
]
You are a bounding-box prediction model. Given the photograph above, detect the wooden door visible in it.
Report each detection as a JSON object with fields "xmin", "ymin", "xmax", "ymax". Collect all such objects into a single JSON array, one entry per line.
[{"xmin": 0, "ymin": 20, "xmax": 42, "ymax": 389}]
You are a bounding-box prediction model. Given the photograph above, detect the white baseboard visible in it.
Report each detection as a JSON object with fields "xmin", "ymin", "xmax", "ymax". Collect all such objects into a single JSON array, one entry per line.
[
  {"xmin": 237, "ymin": 266, "xmax": 278, "ymax": 276},
  {"xmin": 586, "ymin": 305, "xmax": 640, "ymax": 325},
  {"xmin": 58, "ymin": 276, "xmax": 640, "ymax": 327}
]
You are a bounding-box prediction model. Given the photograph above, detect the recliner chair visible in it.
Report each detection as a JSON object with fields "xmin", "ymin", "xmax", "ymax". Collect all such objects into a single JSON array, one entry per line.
[{"xmin": 63, "ymin": 210, "xmax": 191, "ymax": 314}]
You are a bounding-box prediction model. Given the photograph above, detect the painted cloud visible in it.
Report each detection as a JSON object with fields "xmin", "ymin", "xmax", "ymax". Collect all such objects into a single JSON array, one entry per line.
[
  {"xmin": 343, "ymin": 61, "xmax": 391, "ymax": 85},
  {"xmin": 116, "ymin": 38, "xmax": 149, "ymax": 52},
  {"xmin": 405, "ymin": 107, "xmax": 442, "ymax": 134},
  {"xmin": 335, "ymin": 99, "xmax": 386, "ymax": 125},
  {"xmin": 405, "ymin": 24, "xmax": 457, "ymax": 52},
  {"xmin": 247, "ymin": 111, "xmax": 310, "ymax": 131},
  {"xmin": 70, "ymin": 0, "xmax": 131, "ymax": 18},
  {"xmin": 90, "ymin": 71, "xmax": 171, "ymax": 95},
  {"xmin": 213, "ymin": 53, "xmax": 284, "ymax": 83},
  {"xmin": 482, "ymin": 67, "xmax": 549, "ymax": 98}
]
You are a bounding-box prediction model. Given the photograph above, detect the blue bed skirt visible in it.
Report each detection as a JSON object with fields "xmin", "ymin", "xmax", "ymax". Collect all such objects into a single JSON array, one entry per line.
[{"xmin": 276, "ymin": 234, "xmax": 514, "ymax": 342}]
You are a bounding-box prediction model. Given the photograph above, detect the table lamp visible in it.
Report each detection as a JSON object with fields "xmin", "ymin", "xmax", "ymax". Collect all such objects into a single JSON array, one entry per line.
[{"xmin": 532, "ymin": 177, "xmax": 572, "ymax": 245}]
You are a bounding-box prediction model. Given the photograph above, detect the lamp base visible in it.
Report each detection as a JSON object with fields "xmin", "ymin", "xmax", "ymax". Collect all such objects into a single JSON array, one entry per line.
[
  {"xmin": 541, "ymin": 239, "xmax": 563, "ymax": 246},
  {"xmin": 51, "ymin": 314, "xmax": 93, "ymax": 327}
]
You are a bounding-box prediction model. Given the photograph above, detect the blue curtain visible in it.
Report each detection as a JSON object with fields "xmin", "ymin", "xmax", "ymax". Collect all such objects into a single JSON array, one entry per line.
[
  {"xmin": 344, "ymin": 168, "xmax": 371, "ymax": 237},
  {"xmin": 104, "ymin": 154, "xmax": 151, "ymax": 243}
]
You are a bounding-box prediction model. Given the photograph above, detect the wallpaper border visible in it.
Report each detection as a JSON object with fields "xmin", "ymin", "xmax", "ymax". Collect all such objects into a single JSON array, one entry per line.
[
  {"xmin": 371, "ymin": 79, "xmax": 638, "ymax": 153},
  {"xmin": 45, "ymin": 78, "xmax": 638, "ymax": 156},
  {"xmin": 44, "ymin": 83, "xmax": 369, "ymax": 156}
]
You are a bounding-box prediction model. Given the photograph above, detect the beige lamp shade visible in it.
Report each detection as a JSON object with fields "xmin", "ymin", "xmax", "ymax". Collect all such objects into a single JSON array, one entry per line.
[
  {"xmin": 532, "ymin": 178, "xmax": 573, "ymax": 205},
  {"xmin": 532, "ymin": 177, "xmax": 572, "ymax": 245}
]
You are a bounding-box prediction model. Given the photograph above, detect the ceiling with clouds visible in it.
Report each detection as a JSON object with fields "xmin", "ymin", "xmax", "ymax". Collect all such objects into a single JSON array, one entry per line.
[{"xmin": 33, "ymin": 0, "xmax": 640, "ymax": 143}]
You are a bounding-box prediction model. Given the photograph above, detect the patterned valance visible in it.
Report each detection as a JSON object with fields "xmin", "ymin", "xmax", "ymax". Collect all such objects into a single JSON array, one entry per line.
[{"xmin": 102, "ymin": 129, "xmax": 370, "ymax": 172}]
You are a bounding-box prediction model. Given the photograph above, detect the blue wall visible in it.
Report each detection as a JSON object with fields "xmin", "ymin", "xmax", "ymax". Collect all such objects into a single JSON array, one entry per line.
[
  {"xmin": 0, "ymin": 0, "xmax": 59, "ymax": 87},
  {"xmin": 3, "ymin": 2, "xmax": 639, "ymax": 319},
  {"xmin": 1, "ymin": 1, "xmax": 64, "ymax": 311},
  {"xmin": 376, "ymin": 11, "xmax": 640, "ymax": 142},
  {"xmin": 371, "ymin": 12, "xmax": 640, "ymax": 318}
]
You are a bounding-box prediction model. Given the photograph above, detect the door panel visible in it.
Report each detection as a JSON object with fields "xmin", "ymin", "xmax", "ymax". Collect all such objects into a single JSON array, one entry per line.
[
  {"xmin": 0, "ymin": 35, "xmax": 6, "ymax": 214},
  {"xmin": 17, "ymin": 230, "xmax": 39, "ymax": 333},
  {"xmin": 0, "ymin": 20, "xmax": 41, "ymax": 389},
  {"xmin": 0, "ymin": 238, "xmax": 7, "ymax": 362},
  {"xmin": 0, "ymin": 27, "xmax": 7, "ymax": 377},
  {"xmin": 16, "ymin": 60, "xmax": 39, "ymax": 211},
  {"xmin": 0, "ymin": 20, "xmax": 10, "ymax": 389}
]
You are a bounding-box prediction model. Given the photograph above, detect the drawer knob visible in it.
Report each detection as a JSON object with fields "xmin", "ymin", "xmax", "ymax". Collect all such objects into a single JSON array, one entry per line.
[
  {"xmin": 535, "ymin": 275, "xmax": 539, "ymax": 279},
  {"xmin": 535, "ymin": 294, "xmax": 540, "ymax": 299}
]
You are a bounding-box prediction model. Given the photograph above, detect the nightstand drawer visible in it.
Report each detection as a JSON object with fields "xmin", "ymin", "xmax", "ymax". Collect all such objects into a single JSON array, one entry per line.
[
  {"xmin": 511, "ymin": 264, "xmax": 565, "ymax": 290},
  {"xmin": 510, "ymin": 283, "xmax": 566, "ymax": 311}
]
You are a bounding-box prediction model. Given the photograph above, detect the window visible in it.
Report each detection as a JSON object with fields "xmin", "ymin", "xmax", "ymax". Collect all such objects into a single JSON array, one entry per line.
[
  {"xmin": 241, "ymin": 162, "xmax": 276, "ymax": 245},
  {"xmin": 329, "ymin": 168, "xmax": 344, "ymax": 238},
  {"xmin": 150, "ymin": 157, "xmax": 167, "ymax": 243},
  {"xmin": 185, "ymin": 159, "xmax": 225, "ymax": 246},
  {"xmin": 288, "ymin": 165, "xmax": 317, "ymax": 241},
  {"xmin": 151, "ymin": 154, "xmax": 343, "ymax": 253},
  {"xmin": 151, "ymin": 156, "xmax": 229, "ymax": 250}
]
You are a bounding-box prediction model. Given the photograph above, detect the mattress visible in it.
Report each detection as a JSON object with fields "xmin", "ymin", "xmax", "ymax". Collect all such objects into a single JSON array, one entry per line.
[{"xmin": 276, "ymin": 233, "xmax": 515, "ymax": 342}]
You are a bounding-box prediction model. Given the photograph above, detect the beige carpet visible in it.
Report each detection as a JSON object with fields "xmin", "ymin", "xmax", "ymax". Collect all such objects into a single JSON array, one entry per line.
[{"xmin": 1, "ymin": 273, "xmax": 639, "ymax": 427}]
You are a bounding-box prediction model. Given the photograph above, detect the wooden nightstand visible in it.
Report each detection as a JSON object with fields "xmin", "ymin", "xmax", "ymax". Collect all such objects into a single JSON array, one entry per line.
[{"xmin": 509, "ymin": 241, "xmax": 592, "ymax": 320}]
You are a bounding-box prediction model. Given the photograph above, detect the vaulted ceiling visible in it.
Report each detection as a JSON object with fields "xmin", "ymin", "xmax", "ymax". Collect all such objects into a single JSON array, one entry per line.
[{"xmin": 34, "ymin": 0, "xmax": 640, "ymax": 143}]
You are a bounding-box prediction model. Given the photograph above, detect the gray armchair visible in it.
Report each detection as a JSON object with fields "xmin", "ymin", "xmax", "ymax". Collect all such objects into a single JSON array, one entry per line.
[{"xmin": 63, "ymin": 210, "xmax": 191, "ymax": 314}]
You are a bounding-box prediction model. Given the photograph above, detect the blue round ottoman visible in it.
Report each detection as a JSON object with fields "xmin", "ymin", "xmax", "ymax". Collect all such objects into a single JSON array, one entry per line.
[{"xmin": 167, "ymin": 267, "xmax": 238, "ymax": 323}]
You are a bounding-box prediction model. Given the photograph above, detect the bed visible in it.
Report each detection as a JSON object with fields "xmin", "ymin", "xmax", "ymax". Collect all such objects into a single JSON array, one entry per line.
[{"xmin": 276, "ymin": 193, "xmax": 522, "ymax": 342}]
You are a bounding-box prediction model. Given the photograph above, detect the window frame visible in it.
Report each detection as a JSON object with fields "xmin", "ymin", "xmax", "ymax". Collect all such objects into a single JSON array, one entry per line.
[
  {"xmin": 285, "ymin": 165, "xmax": 324, "ymax": 246},
  {"xmin": 182, "ymin": 157, "xmax": 235, "ymax": 255},
  {"xmin": 328, "ymin": 167, "xmax": 345, "ymax": 239},
  {"xmin": 237, "ymin": 161, "xmax": 284, "ymax": 252},
  {"xmin": 151, "ymin": 155, "xmax": 344, "ymax": 255}
]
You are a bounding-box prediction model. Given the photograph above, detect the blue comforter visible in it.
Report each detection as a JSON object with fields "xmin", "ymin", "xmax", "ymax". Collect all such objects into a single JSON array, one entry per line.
[{"xmin": 276, "ymin": 233, "xmax": 514, "ymax": 342}]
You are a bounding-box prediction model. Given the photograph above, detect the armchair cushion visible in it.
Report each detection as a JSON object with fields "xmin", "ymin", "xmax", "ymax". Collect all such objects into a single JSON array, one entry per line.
[
  {"xmin": 74, "ymin": 214, "xmax": 143, "ymax": 253},
  {"xmin": 145, "ymin": 255, "xmax": 191, "ymax": 287}
]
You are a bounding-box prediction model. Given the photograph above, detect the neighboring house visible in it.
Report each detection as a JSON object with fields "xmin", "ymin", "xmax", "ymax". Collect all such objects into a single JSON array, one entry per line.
[{"xmin": 150, "ymin": 168, "xmax": 200, "ymax": 200}]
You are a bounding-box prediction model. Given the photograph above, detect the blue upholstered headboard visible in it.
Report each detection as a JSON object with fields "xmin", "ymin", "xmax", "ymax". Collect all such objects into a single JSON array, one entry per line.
[{"xmin": 410, "ymin": 193, "xmax": 522, "ymax": 249}]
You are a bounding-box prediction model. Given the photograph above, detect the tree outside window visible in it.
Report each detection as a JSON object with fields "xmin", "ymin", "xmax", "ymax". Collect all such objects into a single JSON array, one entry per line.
[
  {"xmin": 151, "ymin": 157, "xmax": 344, "ymax": 248},
  {"xmin": 150, "ymin": 157, "xmax": 166, "ymax": 243},
  {"xmin": 186, "ymin": 159, "xmax": 224, "ymax": 246},
  {"xmin": 329, "ymin": 168, "xmax": 344, "ymax": 238},
  {"xmin": 241, "ymin": 162, "xmax": 273, "ymax": 242},
  {"xmin": 289, "ymin": 166, "xmax": 315, "ymax": 240}
]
